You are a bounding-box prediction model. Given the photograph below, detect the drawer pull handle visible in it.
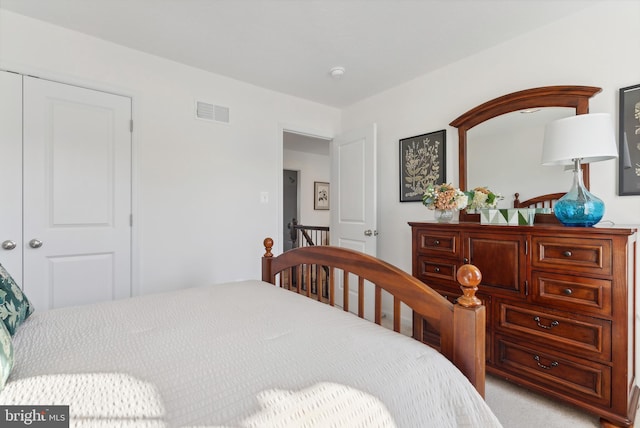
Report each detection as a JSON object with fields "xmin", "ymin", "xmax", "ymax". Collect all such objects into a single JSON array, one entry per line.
[
  {"xmin": 463, "ymin": 258, "xmax": 469, "ymax": 263},
  {"xmin": 433, "ymin": 240, "xmax": 440, "ymax": 245},
  {"xmin": 434, "ymin": 267, "xmax": 440, "ymax": 273},
  {"xmin": 533, "ymin": 316, "xmax": 559, "ymax": 329},
  {"xmin": 563, "ymin": 250, "xmax": 572, "ymax": 257},
  {"xmin": 563, "ymin": 288, "xmax": 573, "ymax": 295},
  {"xmin": 533, "ymin": 355, "xmax": 559, "ymax": 370}
]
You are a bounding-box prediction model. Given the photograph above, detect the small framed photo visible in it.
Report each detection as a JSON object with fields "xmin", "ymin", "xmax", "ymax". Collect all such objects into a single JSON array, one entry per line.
[
  {"xmin": 619, "ymin": 83, "xmax": 640, "ymax": 195},
  {"xmin": 399, "ymin": 130, "xmax": 446, "ymax": 202},
  {"xmin": 314, "ymin": 181, "xmax": 329, "ymax": 210}
]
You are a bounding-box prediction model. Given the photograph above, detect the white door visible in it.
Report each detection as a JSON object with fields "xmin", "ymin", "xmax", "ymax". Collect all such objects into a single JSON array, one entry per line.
[
  {"xmin": 0, "ymin": 71, "xmax": 24, "ymax": 285},
  {"xmin": 23, "ymin": 76, "xmax": 132, "ymax": 310},
  {"xmin": 330, "ymin": 124, "xmax": 377, "ymax": 316}
]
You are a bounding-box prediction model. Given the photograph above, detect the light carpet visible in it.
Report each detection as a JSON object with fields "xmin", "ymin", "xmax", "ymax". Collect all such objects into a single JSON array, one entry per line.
[{"xmin": 486, "ymin": 375, "xmax": 600, "ymax": 428}]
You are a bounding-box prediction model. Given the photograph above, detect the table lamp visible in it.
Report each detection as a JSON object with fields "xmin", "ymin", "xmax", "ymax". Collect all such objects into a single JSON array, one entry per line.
[{"xmin": 541, "ymin": 113, "xmax": 618, "ymax": 226}]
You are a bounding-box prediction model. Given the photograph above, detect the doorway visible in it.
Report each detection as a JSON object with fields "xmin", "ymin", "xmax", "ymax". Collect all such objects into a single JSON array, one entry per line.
[{"xmin": 282, "ymin": 131, "xmax": 331, "ymax": 251}]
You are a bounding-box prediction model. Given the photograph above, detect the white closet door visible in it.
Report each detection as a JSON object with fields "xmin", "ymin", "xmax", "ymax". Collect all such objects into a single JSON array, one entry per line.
[
  {"xmin": 0, "ymin": 71, "xmax": 24, "ymax": 286},
  {"xmin": 23, "ymin": 77, "xmax": 132, "ymax": 310}
]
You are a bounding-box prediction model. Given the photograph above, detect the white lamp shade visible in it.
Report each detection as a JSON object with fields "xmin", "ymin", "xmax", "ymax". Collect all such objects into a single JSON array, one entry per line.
[{"xmin": 541, "ymin": 113, "xmax": 618, "ymax": 166}]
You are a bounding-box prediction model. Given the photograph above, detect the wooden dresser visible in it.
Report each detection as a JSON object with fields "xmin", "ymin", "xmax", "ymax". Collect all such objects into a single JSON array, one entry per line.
[{"xmin": 409, "ymin": 221, "xmax": 638, "ymax": 427}]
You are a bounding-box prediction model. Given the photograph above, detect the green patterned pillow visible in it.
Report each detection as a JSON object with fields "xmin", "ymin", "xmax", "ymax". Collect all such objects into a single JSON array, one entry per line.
[
  {"xmin": 0, "ymin": 321, "xmax": 13, "ymax": 391},
  {"xmin": 0, "ymin": 264, "xmax": 34, "ymax": 335}
]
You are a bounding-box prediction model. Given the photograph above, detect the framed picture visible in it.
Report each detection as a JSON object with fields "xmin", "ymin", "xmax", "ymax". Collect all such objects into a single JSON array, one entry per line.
[
  {"xmin": 314, "ymin": 181, "xmax": 329, "ymax": 210},
  {"xmin": 399, "ymin": 130, "xmax": 446, "ymax": 202},
  {"xmin": 619, "ymin": 83, "xmax": 640, "ymax": 195}
]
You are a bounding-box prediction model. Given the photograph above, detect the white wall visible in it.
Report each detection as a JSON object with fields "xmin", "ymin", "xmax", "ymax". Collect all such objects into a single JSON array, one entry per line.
[
  {"xmin": 342, "ymin": 1, "xmax": 640, "ymax": 274},
  {"xmin": 0, "ymin": 10, "xmax": 340, "ymax": 295},
  {"xmin": 283, "ymin": 149, "xmax": 331, "ymax": 227}
]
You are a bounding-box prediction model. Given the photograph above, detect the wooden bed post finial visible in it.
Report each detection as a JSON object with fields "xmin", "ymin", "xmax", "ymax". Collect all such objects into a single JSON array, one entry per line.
[
  {"xmin": 262, "ymin": 237, "xmax": 275, "ymax": 284},
  {"xmin": 456, "ymin": 264, "xmax": 482, "ymax": 308},
  {"xmin": 263, "ymin": 237, "xmax": 273, "ymax": 257},
  {"xmin": 452, "ymin": 263, "xmax": 486, "ymax": 397}
]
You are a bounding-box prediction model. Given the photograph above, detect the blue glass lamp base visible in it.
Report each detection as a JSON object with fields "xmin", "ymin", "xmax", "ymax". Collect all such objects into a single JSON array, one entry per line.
[{"xmin": 553, "ymin": 191, "xmax": 605, "ymax": 227}]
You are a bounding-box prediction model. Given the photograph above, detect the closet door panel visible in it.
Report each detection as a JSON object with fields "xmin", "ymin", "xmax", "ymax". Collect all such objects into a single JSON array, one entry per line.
[
  {"xmin": 23, "ymin": 77, "xmax": 132, "ymax": 310},
  {"xmin": 0, "ymin": 71, "xmax": 24, "ymax": 286}
]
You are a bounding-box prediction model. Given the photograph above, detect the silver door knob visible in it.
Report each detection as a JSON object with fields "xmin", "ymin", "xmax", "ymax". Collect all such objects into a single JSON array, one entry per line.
[
  {"xmin": 364, "ymin": 230, "xmax": 373, "ymax": 236},
  {"xmin": 29, "ymin": 239, "xmax": 43, "ymax": 249},
  {"xmin": 1, "ymin": 240, "xmax": 16, "ymax": 250}
]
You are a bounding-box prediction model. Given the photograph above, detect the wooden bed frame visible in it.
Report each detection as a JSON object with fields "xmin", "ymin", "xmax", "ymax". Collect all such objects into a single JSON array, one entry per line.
[
  {"xmin": 513, "ymin": 192, "xmax": 564, "ymax": 209},
  {"xmin": 513, "ymin": 191, "xmax": 564, "ymax": 224},
  {"xmin": 261, "ymin": 237, "xmax": 487, "ymax": 396}
]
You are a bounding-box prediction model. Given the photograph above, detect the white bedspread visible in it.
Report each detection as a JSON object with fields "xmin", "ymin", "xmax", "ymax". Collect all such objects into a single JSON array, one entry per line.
[
  {"xmin": 1, "ymin": 373, "xmax": 166, "ymax": 427},
  {"xmin": 209, "ymin": 382, "xmax": 398, "ymax": 428},
  {"xmin": 7, "ymin": 280, "xmax": 502, "ymax": 427}
]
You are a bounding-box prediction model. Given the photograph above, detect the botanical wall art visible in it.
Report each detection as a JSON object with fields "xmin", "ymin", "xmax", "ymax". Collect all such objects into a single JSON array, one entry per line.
[
  {"xmin": 314, "ymin": 181, "xmax": 329, "ymax": 210},
  {"xmin": 619, "ymin": 83, "xmax": 640, "ymax": 195},
  {"xmin": 399, "ymin": 130, "xmax": 446, "ymax": 202}
]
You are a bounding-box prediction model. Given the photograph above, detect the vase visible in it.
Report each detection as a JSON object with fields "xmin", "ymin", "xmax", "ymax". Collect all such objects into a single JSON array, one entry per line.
[
  {"xmin": 434, "ymin": 209, "xmax": 455, "ymax": 223},
  {"xmin": 553, "ymin": 166, "xmax": 604, "ymax": 227}
]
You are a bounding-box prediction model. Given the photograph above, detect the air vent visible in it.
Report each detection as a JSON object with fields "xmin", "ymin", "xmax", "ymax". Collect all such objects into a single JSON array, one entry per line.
[{"xmin": 196, "ymin": 101, "xmax": 230, "ymax": 124}]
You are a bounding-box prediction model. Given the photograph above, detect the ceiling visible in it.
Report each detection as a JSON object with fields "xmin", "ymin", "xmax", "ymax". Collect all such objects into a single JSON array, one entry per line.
[{"xmin": 0, "ymin": 0, "xmax": 601, "ymax": 107}]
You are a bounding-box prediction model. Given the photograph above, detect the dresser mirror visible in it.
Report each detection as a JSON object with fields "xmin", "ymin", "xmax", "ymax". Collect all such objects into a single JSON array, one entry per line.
[
  {"xmin": 450, "ymin": 85, "xmax": 601, "ymax": 221},
  {"xmin": 467, "ymin": 107, "xmax": 574, "ymax": 206}
]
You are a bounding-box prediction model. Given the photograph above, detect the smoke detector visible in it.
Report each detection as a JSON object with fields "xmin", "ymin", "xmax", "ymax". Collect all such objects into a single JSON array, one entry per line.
[{"xmin": 329, "ymin": 66, "xmax": 346, "ymax": 79}]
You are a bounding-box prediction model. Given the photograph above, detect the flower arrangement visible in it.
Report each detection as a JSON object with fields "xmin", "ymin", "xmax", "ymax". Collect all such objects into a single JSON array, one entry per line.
[
  {"xmin": 464, "ymin": 187, "xmax": 503, "ymax": 211},
  {"xmin": 422, "ymin": 183, "xmax": 468, "ymax": 211}
]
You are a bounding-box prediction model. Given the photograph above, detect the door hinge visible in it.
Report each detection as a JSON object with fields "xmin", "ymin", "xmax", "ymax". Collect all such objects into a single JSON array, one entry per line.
[
  {"xmin": 130, "ymin": 119, "xmax": 133, "ymax": 133},
  {"xmin": 524, "ymin": 280, "xmax": 529, "ymax": 296},
  {"xmin": 525, "ymin": 240, "xmax": 529, "ymax": 255},
  {"xmin": 129, "ymin": 214, "xmax": 133, "ymax": 226}
]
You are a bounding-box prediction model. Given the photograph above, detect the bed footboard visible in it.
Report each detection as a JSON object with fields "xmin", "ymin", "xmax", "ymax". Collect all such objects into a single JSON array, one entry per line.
[{"xmin": 261, "ymin": 238, "xmax": 486, "ymax": 396}]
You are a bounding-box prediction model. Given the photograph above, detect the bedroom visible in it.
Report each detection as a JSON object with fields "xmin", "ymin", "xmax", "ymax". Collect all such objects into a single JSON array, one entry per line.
[
  {"xmin": 1, "ymin": 0, "xmax": 638, "ymax": 301},
  {"xmin": 0, "ymin": 0, "xmax": 639, "ymax": 427}
]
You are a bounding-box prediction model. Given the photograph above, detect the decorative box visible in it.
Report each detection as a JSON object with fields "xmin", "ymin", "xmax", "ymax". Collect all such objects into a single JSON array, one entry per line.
[{"xmin": 479, "ymin": 208, "xmax": 550, "ymax": 225}]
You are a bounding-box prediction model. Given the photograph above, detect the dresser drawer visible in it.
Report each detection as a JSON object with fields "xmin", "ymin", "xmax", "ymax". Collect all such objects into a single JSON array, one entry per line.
[
  {"xmin": 496, "ymin": 301, "xmax": 611, "ymax": 361},
  {"xmin": 414, "ymin": 229, "xmax": 460, "ymax": 257},
  {"xmin": 531, "ymin": 236, "xmax": 611, "ymax": 275},
  {"xmin": 531, "ymin": 271, "xmax": 612, "ymax": 317},
  {"xmin": 416, "ymin": 256, "xmax": 457, "ymax": 283},
  {"xmin": 495, "ymin": 335, "xmax": 611, "ymax": 407}
]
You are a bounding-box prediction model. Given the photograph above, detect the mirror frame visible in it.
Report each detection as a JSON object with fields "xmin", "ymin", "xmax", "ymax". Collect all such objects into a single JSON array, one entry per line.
[{"xmin": 450, "ymin": 85, "xmax": 601, "ymax": 221}]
